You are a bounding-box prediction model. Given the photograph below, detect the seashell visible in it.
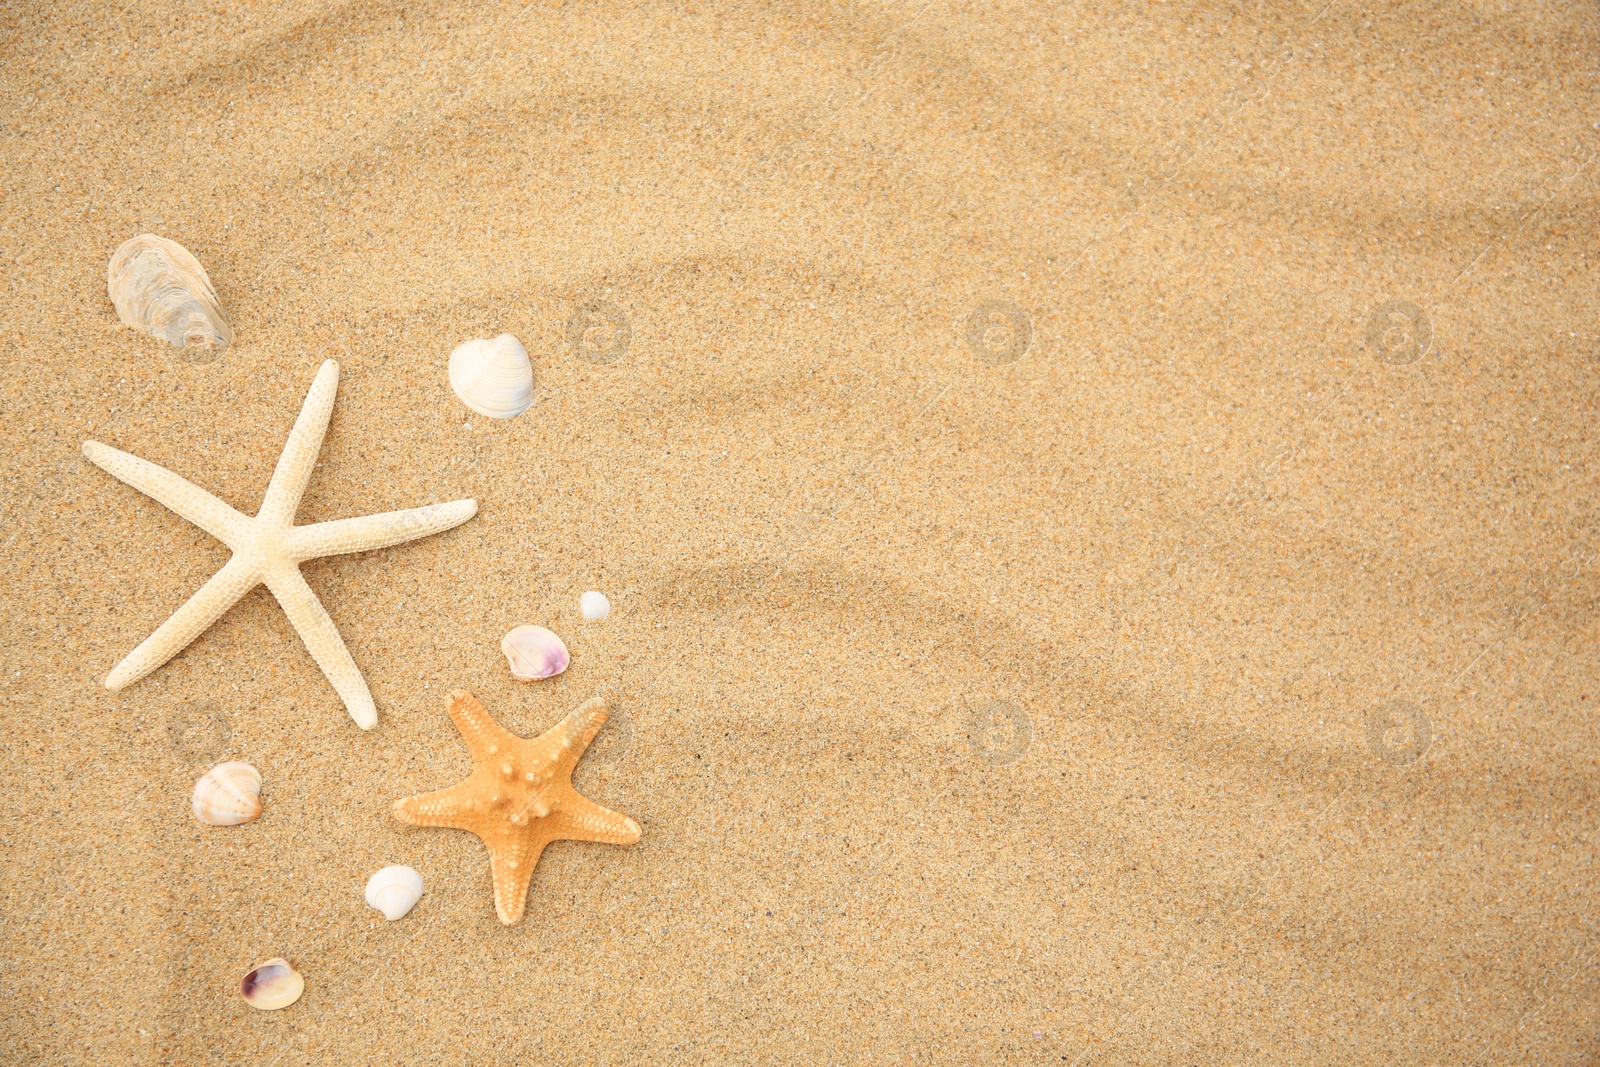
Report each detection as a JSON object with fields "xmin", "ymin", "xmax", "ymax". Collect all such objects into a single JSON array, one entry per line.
[
  {"xmin": 449, "ymin": 333, "xmax": 533, "ymax": 419},
  {"xmin": 364, "ymin": 865, "xmax": 424, "ymax": 921},
  {"xmin": 107, "ymin": 235, "xmax": 234, "ymax": 352},
  {"xmin": 191, "ymin": 761, "xmax": 262, "ymax": 826},
  {"xmin": 241, "ymin": 958, "xmax": 303, "ymax": 1010},
  {"xmin": 500, "ymin": 625, "xmax": 569, "ymax": 681},
  {"xmin": 579, "ymin": 590, "xmax": 611, "ymax": 621}
]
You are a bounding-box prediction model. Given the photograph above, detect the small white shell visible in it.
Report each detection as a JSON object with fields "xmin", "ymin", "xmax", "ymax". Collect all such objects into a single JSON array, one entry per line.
[
  {"xmin": 501, "ymin": 625, "xmax": 570, "ymax": 681},
  {"xmin": 364, "ymin": 865, "xmax": 424, "ymax": 921},
  {"xmin": 449, "ymin": 333, "xmax": 533, "ymax": 419},
  {"xmin": 107, "ymin": 235, "xmax": 233, "ymax": 352},
  {"xmin": 241, "ymin": 958, "xmax": 303, "ymax": 1010},
  {"xmin": 192, "ymin": 761, "xmax": 262, "ymax": 826},
  {"xmin": 580, "ymin": 590, "xmax": 611, "ymax": 621}
]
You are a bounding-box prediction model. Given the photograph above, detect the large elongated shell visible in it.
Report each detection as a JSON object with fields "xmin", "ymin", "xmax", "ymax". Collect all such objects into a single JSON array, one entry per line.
[
  {"xmin": 192, "ymin": 761, "xmax": 262, "ymax": 826},
  {"xmin": 241, "ymin": 958, "xmax": 303, "ymax": 1010},
  {"xmin": 449, "ymin": 333, "xmax": 533, "ymax": 419},
  {"xmin": 501, "ymin": 625, "xmax": 569, "ymax": 681},
  {"xmin": 107, "ymin": 235, "xmax": 234, "ymax": 352},
  {"xmin": 364, "ymin": 865, "xmax": 424, "ymax": 921}
]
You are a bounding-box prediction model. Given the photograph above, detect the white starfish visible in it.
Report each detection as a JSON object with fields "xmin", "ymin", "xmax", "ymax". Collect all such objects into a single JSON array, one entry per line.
[{"xmin": 82, "ymin": 359, "xmax": 477, "ymax": 729}]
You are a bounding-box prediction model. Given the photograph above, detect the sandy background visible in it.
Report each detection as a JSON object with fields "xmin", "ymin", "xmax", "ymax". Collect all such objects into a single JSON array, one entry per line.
[{"xmin": 2, "ymin": 1, "xmax": 1598, "ymax": 1063}]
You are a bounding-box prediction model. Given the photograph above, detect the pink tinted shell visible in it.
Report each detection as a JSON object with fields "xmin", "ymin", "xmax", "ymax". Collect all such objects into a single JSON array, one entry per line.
[{"xmin": 500, "ymin": 625, "xmax": 570, "ymax": 681}]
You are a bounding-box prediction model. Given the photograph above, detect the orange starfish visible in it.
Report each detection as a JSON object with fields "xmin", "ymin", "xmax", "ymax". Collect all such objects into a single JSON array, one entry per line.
[{"xmin": 394, "ymin": 690, "xmax": 640, "ymax": 925}]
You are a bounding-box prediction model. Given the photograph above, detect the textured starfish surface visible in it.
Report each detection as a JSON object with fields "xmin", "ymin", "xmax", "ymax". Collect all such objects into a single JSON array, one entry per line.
[
  {"xmin": 395, "ymin": 690, "xmax": 641, "ymax": 925},
  {"xmin": 82, "ymin": 360, "xmax": 477, "ymax": 729}
]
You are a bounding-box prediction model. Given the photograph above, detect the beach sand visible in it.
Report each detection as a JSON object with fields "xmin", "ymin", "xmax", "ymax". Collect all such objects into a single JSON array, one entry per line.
[{"xmin": 2, "ymin": 2, "xmax": 1598, "ymax": 1063}]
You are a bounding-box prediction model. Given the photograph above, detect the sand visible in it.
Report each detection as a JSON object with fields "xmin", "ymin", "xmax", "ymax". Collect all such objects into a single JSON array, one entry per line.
[{"xmin": 2, "ymin": 1, "xmax": 1598, "ymax": 1063}]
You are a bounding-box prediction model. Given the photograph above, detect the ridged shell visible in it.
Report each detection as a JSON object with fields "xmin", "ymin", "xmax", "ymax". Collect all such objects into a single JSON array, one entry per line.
[
  {"xmin": 364, "ymin": 865, "xmax": 424, "ymax": 921},
  {"xmin": 500, "ymin": 625, "xmax": 569, "ymax": 681},
  {"xmin": 191, "ymin": 761, "xmax": 262, "ymax": 826},
  {"xmin": 449, "ymin": 333, "xmax": 533, "ymax": 419},
  {"xmin": 107, "ymin": 235, "xmax": 233, "ymax": 352},
  {"xmin": 241, "ymin": 958, "xmax": 303, "ymax": 1010}
]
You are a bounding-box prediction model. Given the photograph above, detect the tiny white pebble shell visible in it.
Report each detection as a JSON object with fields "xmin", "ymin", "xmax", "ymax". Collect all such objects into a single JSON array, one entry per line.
[
  {"xmin": 107, "ymin": 234, "xmax": 233, "ymax": 351},
  {"xmin": 364, "ymin": 865, "xmax": 424, "ymax": 921},
  {"xmin": 191, "ymin": 761, "xmax": 262, "ymax": 826},
  {"xmin": 500, "ymin": 625, "xmax": 569, "ymax": 681},
  {"xmin": 241, "ymin": 958, "xmax": 303, "ymax": 1010},
  {"xmin": 449, "ymin": 333, "xmax": 533, "ymax": 419},
  {"xmin": 580, "ymin": 590, "xmax": 611, "ymax": 621}
]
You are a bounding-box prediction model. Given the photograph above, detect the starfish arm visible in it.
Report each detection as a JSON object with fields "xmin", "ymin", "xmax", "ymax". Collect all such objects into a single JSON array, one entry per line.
[
  {"xmin": 533, "ymin": 697, "xmax": 612, "ymax": 776},
  {"xmin": 286, "ymin": 499, "xmax": 478, "ymax": 561},
  {"xmin": 104, "ymin": 555, "xmax": 259, "ymax": 690},
  {"xmin": 256, "ymin": 360, "xmax": 339, "ymax": 528},
  {"xmin": 262, "ymin": 565, "xmax": 377, "ymax": 729},
  {"xmin": 82, "ymin": 441, "xmax": 253, "ymax": 551},
  {"xmin": 488, "ymin": 830, "xmax": 552, "ymax": 926},
  {"xmin": 551, "ymin": 791, "xmax": 642, "ymax": 846},
  {"xmin": 393, "ymin": 779, "xmax": 488, "ymax": 830},
  {"xmin": 445, "ymin": 690, "xmax": 523, "ymax": 761}
]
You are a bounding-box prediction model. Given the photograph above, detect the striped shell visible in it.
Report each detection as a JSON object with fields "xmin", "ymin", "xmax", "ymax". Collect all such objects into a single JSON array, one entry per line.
[
  {"xmin": 191, "ymin": 761, "xmax": 262, "ymax": 826},
  {"xmin": 449, "ymin": 333, "xmax": 533, "ymax": 419},
  {"xmin": 107, "ymin": 234, "xmax": 233, "ymax": 352}
]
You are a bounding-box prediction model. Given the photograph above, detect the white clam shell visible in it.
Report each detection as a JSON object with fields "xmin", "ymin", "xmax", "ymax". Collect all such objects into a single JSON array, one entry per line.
[
  {"xmin": 107, "ymin": 234, "xmax": 233, "ymax": 352},
  {"xmin": 241, "ymin": 957, "xmax": 303, "ymax": 1010},
  {"xmin": 500, "ymin": 625, "xmax": 570, "ymax": 681},
  {"xmin": 580, "ymin": 590, "xmax": 611, "ymax": 621},
  {"xmin": 364, "ymin": 865, "xmax": 424, "ymax": 921},
  {"xmin": 449, "ymin": 333, "xmax": 533, "ymax": 419},
  {"xmin": 191, "ymin": 761, "xmax": 262, "ymax": 826}
]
